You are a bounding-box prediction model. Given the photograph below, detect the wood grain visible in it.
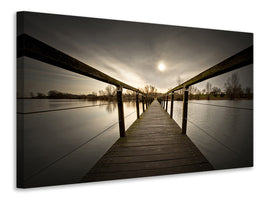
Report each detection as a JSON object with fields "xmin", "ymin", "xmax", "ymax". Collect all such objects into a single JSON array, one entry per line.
[{"xmin": 81, "ymin": 100, "xmax": 213, "ymax": 182}]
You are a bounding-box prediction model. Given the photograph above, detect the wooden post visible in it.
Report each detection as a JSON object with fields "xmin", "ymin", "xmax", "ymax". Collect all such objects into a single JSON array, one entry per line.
[
  {"xmin": 182, "ymin": 87, "xmax": 189, "ymax": 134},
  {"xmin": 146, "ymin": 96, "xmax": 148, "ymax": 108},
  {"xmin": 142, "ymin": 95, "xmax": 145, "ymax": 112},
  {"xmin": 166, "ymin": 95, "xmax": 168, "ymax": 112},
  {"xmin": 136, "ymin": 92, "xmax": 140, "ymax": 119},
  {"xmin": 117, "ymin": 86, "xmax": 125, "ymax": 137},
  {"xmin": 163, "ymin": 97, "xmax": 165, "ymax": 108},
  {"xmin": 170, "ymin": 91, "xmax": 174, "ymax": 118}
]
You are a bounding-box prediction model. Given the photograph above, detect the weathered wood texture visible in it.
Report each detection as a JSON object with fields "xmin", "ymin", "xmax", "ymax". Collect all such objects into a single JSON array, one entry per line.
[
  {"xmin": 17, "ymin": 34, "xmax": 143, "ymax": 93},
  {"xmin": 81, "ymin": 100, "xmax": 213, "ymax": 182},
  {"xmin": 165, "ymin": 45, "xmax": 253, "ymax": 94}
]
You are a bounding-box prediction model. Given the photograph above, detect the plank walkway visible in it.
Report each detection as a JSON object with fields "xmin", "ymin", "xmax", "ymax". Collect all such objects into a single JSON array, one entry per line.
[{"xmin": 81, "ymin": 100, "xmax": 213, "ymax": 182}]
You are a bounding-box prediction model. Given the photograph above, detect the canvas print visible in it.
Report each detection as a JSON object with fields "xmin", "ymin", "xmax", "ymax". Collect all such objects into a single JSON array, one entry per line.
[{"xmin": 17, "ymin": 11, "xmax": 253, "ymax": 188}]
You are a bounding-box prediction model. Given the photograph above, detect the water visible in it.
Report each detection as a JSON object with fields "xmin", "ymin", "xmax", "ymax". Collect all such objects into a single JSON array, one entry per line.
[
  {"xmin": 18, "ymin": 99, "xmax": 253, "ymax": 187},
  {"xmin": 166, "ymin": 100, "xmax": 253, "ymax": 169},
  {"xmin": 17, "ymin": 99, "xmax": 143, "ymax": 187}
]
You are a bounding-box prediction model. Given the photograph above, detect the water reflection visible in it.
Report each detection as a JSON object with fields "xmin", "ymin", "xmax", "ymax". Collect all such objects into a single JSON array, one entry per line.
[
  {"xmin": 18, "ymin": 99, "xmax": 252, "ymax": 187},
  {"xmin": 104, "ymin": 101, "xmax": 137, "ymax": 113},
  {"xmin": 170, "ymin": 100, "xmax": 253, "ymax": 169},
  {"xmin": 124, "ymin": 101, "xmax": 136, "ymax": 108},
  {"xmin": 105, "ymin": 101, "xmax": 117, "ymax": 113},
  {"xmin": 18, "ymin": 99, "xmax": 139, "ymax": 187}
]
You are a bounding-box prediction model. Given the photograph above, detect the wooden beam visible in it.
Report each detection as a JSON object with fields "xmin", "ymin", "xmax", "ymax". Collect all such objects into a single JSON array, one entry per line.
[
  {"xmin": 165, "ymin": 45, "xmax": 253, "ymax": 94},
  {"xmin": 142, "ymin": 95, "xmax": 145, "ymax": 113},
  {"xmin": 165, "ymin": 95, "xmax": 168, "ymax": 112},
  {"xmin": 17, "ymin": 34, "xmax": 143, "ymax": 93},
  {"xmin": 170, "ymin": 91, "xmax": 174, "ymax": 118},
  {"xmin": 182, "ymin": 89, "xmax": 189, "ymax": 134},
  {"xmin": 117, "ymin": 87, "xmax": 125, "ymax": 137},
  {"xmin": 136, "ymin": 92, "xmax": 140, "ymax": 119}
]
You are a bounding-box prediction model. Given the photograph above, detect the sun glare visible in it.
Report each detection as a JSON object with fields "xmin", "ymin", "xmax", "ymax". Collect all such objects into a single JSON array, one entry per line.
[{"xmin": 158, "ymin": 63, "xmax": 165, "ymax": 72}]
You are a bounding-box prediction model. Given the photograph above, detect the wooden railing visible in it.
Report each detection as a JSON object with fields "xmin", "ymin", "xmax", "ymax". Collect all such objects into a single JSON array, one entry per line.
[
  {"xmin": 158, "ymin": 45, "xmax": 253, "ymax": 134},
  {"xmin": 17, "ymin": 34, "xmax": 253, "ymax": 136},
  {"xmin": 17, "ymin": 33, "xmax": 153, "ymax": 137}
]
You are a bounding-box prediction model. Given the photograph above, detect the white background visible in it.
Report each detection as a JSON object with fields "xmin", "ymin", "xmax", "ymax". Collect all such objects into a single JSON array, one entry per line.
[{"xmin": 1, "ymin": 0, "xmax": 266, "ymax": 199}]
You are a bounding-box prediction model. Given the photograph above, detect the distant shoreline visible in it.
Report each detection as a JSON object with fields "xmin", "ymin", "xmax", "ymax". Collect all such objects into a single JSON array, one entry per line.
[{"xmin": 17, "ymin": 97, "xmax": 253, "ymax": 101}]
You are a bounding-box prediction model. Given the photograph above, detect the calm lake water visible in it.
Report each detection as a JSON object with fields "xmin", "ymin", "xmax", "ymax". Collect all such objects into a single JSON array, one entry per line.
[
  {"xmin": 167, "ymin": 100, "xmax": 253, "ymax": 169},
  {"xmin": 17, "ymin": 99, "xmax": 253, "ymax": 187},
  {"xmin": 18, "ymin": 99, "xmax": 142, "ymax": 187}
]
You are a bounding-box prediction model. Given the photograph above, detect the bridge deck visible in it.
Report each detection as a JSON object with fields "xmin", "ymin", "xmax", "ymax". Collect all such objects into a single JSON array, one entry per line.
[{"xmin": 81, "ymin": 100, "xmax": 213, "ymax": 182}]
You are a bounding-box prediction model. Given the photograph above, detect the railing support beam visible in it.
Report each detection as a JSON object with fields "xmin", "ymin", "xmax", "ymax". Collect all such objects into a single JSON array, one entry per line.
[
  {"xmin": 182, "ymin": 88, "xmax": 189, "ymax": 134},
  {"xmin": 170, "ymin": 91, "xmax": 174, "ymax": 118},
  {"xmin": 136, "ymin": 92, "xmax": 140, "ymax": 119},
  {"xmin": 117, "ymin": 86, "xmax": 125, "ymax": 137},
  {"xmin": 166, "ymin": 95, "xmax": 168, "ymax": 112},
  {"xmin": 142, "ymin": 95, "xmax": 145, "ymax": 113}
]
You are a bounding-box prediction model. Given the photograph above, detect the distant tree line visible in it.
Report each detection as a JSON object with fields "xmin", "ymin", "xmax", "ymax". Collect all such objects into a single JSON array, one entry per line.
[
  {"xmin": 173, "ymin": 72, "xmax": 252, "ymax": 100},
  {"xmin": 30, "ymin": 73, "xmax": 252, "ymax": 101},
  {"xmin": 30, "ymin": 84, "xmax": 159, "ymax": 101}
]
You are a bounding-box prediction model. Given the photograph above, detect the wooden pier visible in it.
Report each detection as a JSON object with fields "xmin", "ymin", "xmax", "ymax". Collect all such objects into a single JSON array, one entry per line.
[
  {"xmin": 81, "ymin": 100, "xmax": 213, "ymax": 182},
  {"xmin": 17, "ymin": 33, "xmax": 253, "ymax": 187}
]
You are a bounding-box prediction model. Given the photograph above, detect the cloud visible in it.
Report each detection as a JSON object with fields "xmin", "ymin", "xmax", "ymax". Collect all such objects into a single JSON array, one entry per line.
[{"xmin": 22, "ymin": 13, "xmax": 253, "ymax": 94}]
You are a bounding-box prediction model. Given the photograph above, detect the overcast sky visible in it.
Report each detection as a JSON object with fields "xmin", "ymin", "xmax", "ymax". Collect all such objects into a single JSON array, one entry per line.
[{"xmin": 18, "ymin": 12, "xmax": 253, "ymax": 97}]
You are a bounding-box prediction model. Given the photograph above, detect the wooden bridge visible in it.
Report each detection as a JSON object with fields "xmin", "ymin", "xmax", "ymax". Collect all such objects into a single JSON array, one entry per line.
[
  {"xmin": 81, "ymin": 100, "xmax": 213, "ymax": 182},
  {"xmin": 17, "ymin": 29, "xmax": 253, "ymax": 187}
]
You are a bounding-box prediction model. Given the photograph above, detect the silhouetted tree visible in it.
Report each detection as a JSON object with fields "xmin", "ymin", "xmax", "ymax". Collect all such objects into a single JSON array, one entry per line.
[
  {"xmin": 224, "ymin": 72, "xmax": 242, "ymax": 99},
  {"xmin": 105, "ymin": 85, "xmax": 116, "ymax": 97},
  {"xmin": 142, "ymin": 85, "xmax": 158, "ymax": 97},
  {"xmin": 202, "ymin": 89, "xmax": 206, "ymax": 95},
  {"xmin": 211, "ymin": 86, "xmax": 221, "ymax": 97},
  {"xmin": 98, "ymin": 90, "xmax": 105, "ymax": 96},
  {"xmin": 176, "ymin": 76, "xmax": 183, "ymax": 98},
  {"xmin": 48, "ymin": 90, "xmax": 62, "ymax": 98},
  {"xmin": 37, "ymin": 92, "xmax": 46, "ymax": 98},
  {"xmin": 245, "ymin": 87, "xmax": 252, "ymax": 99},
  {"xmin": 206, "ymin": 82, "xmax": 212, "ymax": 100},
  {"xmin": 30, "ymin": 92, "xmax": 34, "ymax": 98}
]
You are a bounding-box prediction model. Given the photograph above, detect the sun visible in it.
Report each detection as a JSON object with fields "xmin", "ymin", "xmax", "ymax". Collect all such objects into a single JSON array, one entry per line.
[{"xmin": 158, "ymin": 63, "xmax": 165, "ymax": 72}]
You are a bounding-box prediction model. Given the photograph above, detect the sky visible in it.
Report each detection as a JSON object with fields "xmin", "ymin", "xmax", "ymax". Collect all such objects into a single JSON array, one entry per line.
[{"xmin": 17, "ymin": 12, "xmax": 253, "ymax": 97}]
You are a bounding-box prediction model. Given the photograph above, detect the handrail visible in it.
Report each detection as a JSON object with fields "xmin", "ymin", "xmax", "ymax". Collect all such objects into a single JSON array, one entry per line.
[
  {"xmin": 17, "ymin": 34, "xmax": 145, "ymax": 94},
  {"xmin": 164, "ymin": 45, "xmax": 253, "ymax": 94},
  {"xmin": 17, "ymin": 33, "xmax": 154, "ymax": 139},
  {"xmin": 159, "ymin": 45, "xmax": 253, "ymax": 134}
]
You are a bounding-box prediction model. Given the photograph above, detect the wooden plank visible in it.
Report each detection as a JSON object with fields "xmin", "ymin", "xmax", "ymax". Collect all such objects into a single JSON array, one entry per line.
[
  {"xmin": 91, "ymin": 157, "xmax": 208, "ymax": 173},
  {"xmin": 17, "ymin": 34, "xmax": 144, "ymax": 93},
  {"xmin": 82, "ymin": 163, "xmax": 213, "ymax": 182},
  {"xmin": 101, "ymin": 151, "xmax": 205, "ymax": 164},
  {"xmin": 165, "ymin": 45, "xmax": 253, "ymax": 94},
  {"xmin": 81, "ymin": 100, "xmax": 213, "ymax": 182}
]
